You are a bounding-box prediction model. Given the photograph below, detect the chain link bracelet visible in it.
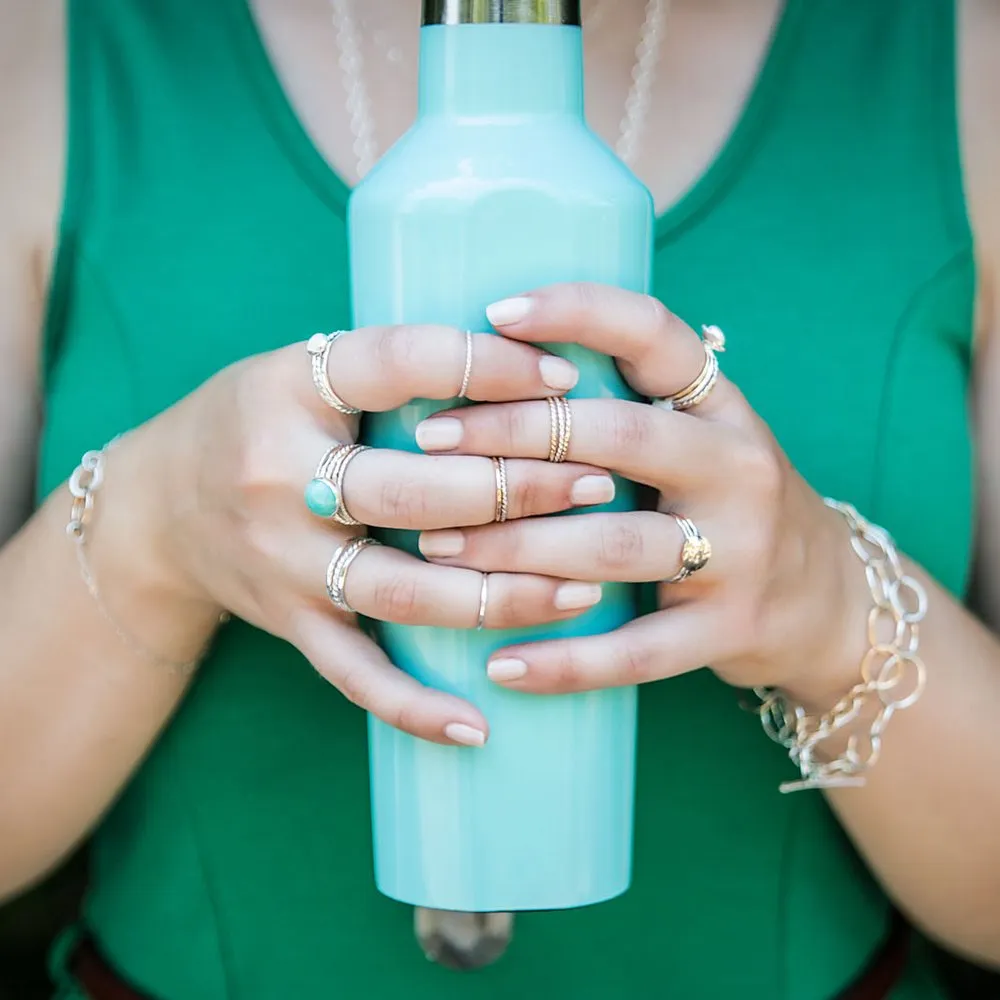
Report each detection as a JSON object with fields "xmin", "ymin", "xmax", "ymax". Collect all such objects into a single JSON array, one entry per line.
[
  {"xmin": 68, "ymin": 441, "xmax": 222, "ymax": 675},
  {"xmin": 755, "ymin": 499, "xmax": 928, "ymax": 794}
]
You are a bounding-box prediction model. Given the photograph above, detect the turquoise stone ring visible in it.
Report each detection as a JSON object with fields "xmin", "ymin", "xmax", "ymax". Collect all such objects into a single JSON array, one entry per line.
[{"xmin": 304, "ymin": 477, "xmax": 341, "ymax": 519}]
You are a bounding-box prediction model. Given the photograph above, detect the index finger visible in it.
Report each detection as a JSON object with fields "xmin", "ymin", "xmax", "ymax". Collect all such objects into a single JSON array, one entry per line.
[{"xmin": 485, "ymin": 283, "xmax": 739, "ymax": 415}]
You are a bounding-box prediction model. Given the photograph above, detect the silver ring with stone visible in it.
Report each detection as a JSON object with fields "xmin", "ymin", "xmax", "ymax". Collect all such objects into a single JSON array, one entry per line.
[
  {"xmin": 458, "ymin": 331, "xmax": 474, "ymax": 399},
  {"xmin": 307, "ymin": 332, "xmax": 363, "ymax": 416},
  {"xmin": 305, "ymin": 443, "xmax": 369, "ymax": 526},
  {"xmin": 476, "ymin": 573, "xmax": 489, "ymax": 630},
  {"xmin": 326, "ymin": 536, "xmax": 380, "ymax": 615},
  {"xmin": 664, "ymin": 513, "xmax": 712, "ymax": 584}
]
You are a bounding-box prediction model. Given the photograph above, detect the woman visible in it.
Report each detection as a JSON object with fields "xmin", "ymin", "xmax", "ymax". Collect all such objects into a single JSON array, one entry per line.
[{"xmin": 1, "ymin": 0, "xmax": 998, "ymax": 997}]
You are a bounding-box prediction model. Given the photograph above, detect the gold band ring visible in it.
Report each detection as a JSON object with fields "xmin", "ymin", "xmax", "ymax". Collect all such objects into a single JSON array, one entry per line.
[
  {"xmin": 653, "ymin": 325, "xmax": 726, "ymax": 413},
  {"xmin": 547, "ymin": 396, "xmax": 572, "ymax": 463},
  {"xmin": 664, "ymin": 514, "xmax": 712, "ymax": 584},
  {"xmin": 492, "ymin": 457, "xmax": 509, "ymax": 523},
  {"xmin": 326, "ymin": 536, "xmax": 381, "ymax": 615},
  {"xmin": 307, "ymin": 332, "xmax": 363, "ymax": 416}
]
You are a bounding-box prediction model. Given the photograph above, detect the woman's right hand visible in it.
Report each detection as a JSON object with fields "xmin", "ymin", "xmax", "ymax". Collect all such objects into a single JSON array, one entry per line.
[{"xmin": 144, "ymin": 324, "xmax": 614, "ymax": 746}]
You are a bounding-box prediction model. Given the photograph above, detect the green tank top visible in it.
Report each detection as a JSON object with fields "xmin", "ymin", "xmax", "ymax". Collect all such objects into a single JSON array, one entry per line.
[{"xmin": 43, "ymin": 1, "xmax": 972, "ymax": 997}]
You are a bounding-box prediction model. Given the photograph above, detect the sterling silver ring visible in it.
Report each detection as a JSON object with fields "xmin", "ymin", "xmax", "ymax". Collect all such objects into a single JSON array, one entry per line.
[
  {"xmin": 326, "ymin": 536, "xmax": 381, "ymax": 615},
  {"xmin": 307, "ymin": 332, "xmax": 363, "ymax": 416},
  {"xmin": 476, "ymin": 573, "xmax": 490, "ymax": 630},
  {"xmin": 458, "ymin": 331, "xmax": 474, "ymax": 399}
]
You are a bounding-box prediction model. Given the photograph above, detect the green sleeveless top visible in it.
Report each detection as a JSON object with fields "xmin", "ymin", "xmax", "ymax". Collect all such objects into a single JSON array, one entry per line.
[{"xmin": 44, "ymin": 1, "xmax": 972, "ymax": 997}]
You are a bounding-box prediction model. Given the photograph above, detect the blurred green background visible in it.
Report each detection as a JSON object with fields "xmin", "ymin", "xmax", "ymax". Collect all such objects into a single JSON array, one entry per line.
[{"xmin": 1, "ymin": 855, "xmax": 997, "ymax": 998}]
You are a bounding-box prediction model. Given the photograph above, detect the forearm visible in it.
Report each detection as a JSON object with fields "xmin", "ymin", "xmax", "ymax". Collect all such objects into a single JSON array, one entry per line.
[
  {"xmin": 0, "ymin": 424, "xmax": 219, "ymax": 901},
  {"xmin": 788, "ymin": 559, "xmax": 1000, "ymax": 967}
]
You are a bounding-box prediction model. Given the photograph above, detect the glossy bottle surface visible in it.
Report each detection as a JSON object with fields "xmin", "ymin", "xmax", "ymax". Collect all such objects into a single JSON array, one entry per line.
[{"xmin": 350, "ymin": 22, "xmax": 653, "ymax": 911}]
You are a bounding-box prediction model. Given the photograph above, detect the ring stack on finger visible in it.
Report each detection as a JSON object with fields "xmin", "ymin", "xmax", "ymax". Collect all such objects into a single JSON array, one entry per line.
[
  {"xmin": 307, "ymin": 332, "xmax": 363, "ymax": 415},
  {"xmin": 664, "ymin": 514, "xmax": 712, "ymax": 583},
  {"xmin": 492, "ymin": 457, "xmax": 509, "ymax": 523},
  {"xmin": 547, "ymin": 396, "xmax": 573, "ymax": 463},
  {"xmin": 653, "ymin": 325, "xmax": 726, "ymax": 412},
  {"xmin": 305, "ymin": 443, "xmax": 370, "ymax": 526},
  {"xmin": 326, "ymin": 536, "xmax": 381, "ymax": 615}
]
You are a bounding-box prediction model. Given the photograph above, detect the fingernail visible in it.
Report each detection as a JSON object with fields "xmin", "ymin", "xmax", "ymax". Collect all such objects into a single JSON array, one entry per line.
[
  {"xmin": 554, "ymin": 582, "xmax": 603, "ymax": 611},
  {"xmin": 419, "ymin": 530, "xmax": 465, "ymax": 558},
  {"xmin": 487, "ymin": 296, "xmax": 533, "ymax": 327},
  {"xmin": 487, "ymin": 658, "xmax": 529, "ymax": 683},
  {"xmin": 415, "ymin": 417, "xmax": 464, "ymax": 451},
  {"xmin": 539, "ymin": 355, "xmax": 579, "ymax": 391},
  {"xmin": 570, "ymin": 475, "xmax": 616, "ymax": 506},
  {"xmin": 444, "ymin": 723, "xmax": 486, "ymax": 747}
]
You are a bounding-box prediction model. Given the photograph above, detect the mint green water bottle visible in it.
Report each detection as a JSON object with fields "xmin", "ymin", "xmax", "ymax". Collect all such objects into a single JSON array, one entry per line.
[{"xmin": 351, "ymin": 0, "xmax": 654, "ymax": 912}]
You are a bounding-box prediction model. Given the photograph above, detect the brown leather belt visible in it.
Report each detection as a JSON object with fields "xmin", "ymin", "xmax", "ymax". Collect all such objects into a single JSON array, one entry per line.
[{"xmin": 71, "ymin": 917, "xmax": 909, "ymax": 1000}]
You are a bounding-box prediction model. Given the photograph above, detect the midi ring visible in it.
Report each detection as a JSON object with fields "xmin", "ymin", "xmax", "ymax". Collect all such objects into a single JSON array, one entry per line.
[
  {"xmin": 326, "ymin": 536, "xmax": 381, "ymax": 615},
  {"xmin": 653, "ymin": 325, "xmax": 726, "ymax": 413},
  {"xmin": 547, "ymin": 396, "xmax": 573, "ymax": 463},
  {"xmin": 492, "ymin": 457, "xmax": 509, "ymax": 523},
  {"xmin": 664, "ymin": 513, "xmax": 712, "ymax": 584},
  {"xmin": 476, "ymin": 573, "xmax": 490, "ymax": 630},
  {"xmin": 305, "ymin": 443, "xmax": 370, "ymax": 526},
  {"xmin": 457, "ymin": 331, "xmax": 474, "ymax": 399},
  {"xmin": 307, "ymin": 332, "xmax": 363, "ymax": 416}
]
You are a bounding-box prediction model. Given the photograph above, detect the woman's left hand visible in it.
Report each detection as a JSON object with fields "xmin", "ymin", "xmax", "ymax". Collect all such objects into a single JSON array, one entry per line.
[{"xmin": 414, "ymin": 283, "xmax": 866, "ymax": 704}]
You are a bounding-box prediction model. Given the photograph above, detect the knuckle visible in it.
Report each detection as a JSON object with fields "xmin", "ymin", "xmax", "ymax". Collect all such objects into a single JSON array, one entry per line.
[
  {"xmin": 508, "ymin": 471, "xmax": 541, "ymax": 517},
  {"xmin": 597, "ymin": 519, "xmax": 645, "ymax": 571},
  {"xmin": 378, "ymin": 476, "xmax": 429, "ymax": 525},
  {"xmin": 374, "ymin": 570, "xmax": 423, "ymax": 623},
  {"xmin": 337, "ymin": 664, "xmax": 375, "ymax": 711},
  {"xmin": 566, "ymin": 281, "xmax": 603, "ymax": 320},
  {"xmin": 374, "ymin": 325, "xmax": 420, "ymax": 382},
  {"xmin": 553, "ymin": 647, "xmax": 582, "ymax": 690},
  {"xmin": 619, "ymin": 639, "xmax": 653, "ymax": 684},
  {"xmin": 490, "ymin": 578, "xmax": 523, "ymax": 628},
  {"xmin": 607, "ymin": 404, "xmax": 650, "ymax": 454},
  {"xmin": 732, "ymin": 436, "xmax": 783, "ymax": 500}
]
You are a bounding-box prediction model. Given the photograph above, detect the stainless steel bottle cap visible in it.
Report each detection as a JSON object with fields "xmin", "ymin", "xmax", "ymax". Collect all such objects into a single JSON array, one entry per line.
[{"xmin": 422, "ymin": 0, "xmax": 581, "ymax": 26}]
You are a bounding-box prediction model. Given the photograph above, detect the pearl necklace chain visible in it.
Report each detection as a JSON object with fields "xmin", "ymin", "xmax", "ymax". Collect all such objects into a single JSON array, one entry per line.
[{"xmin": 329, "ymin": 0, "xmax": 669, "ymax": 179}]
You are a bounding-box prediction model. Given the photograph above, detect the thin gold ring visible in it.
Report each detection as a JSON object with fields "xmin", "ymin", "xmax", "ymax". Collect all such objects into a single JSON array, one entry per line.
[
  {"xmin": 458, "ymin": 331, "xmax": 474, "ymax": 399},
  {"xmin": 307, "ymin": 332, "xmax": 363, "ymax": 416},
  {"xmin": 476, "ymin": 573, "xmax": 490, "ymax": 630},
  {"xmin": 654, "ymin": 325, "xmax": 726, "ymax": 413},
  {"xmin": 547, "ymin": 396, "xmax": 572, "ymax": 463},
  {"xmin": 492, "ymin": 457, "xmax": 509, "ymax": 523},
  {"xmin": 664, "ymin": 513, "xmax": 712, "ymax": 584}
]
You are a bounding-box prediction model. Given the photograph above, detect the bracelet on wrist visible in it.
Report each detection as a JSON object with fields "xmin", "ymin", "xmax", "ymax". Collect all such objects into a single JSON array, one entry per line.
[
  {"xmin": 755, "ymin": 499, "xmax": 927, "ymax": 794},
  {"xmin": 68, "ymin": 440, "xmax": 225, "ymax": 674}
]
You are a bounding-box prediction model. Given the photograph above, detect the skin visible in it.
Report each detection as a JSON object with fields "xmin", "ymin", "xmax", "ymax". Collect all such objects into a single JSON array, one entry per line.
[{"xmin": 1, "ymin": 0, "xmax": 999, "ymax": 971}]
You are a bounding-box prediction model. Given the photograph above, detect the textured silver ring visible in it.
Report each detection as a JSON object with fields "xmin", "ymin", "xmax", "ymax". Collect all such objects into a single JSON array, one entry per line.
[
  {"xmin": 458, "ymin": 331, "xmax": 474, "ymax": 399},
  {"xmin": 307, "ymin": 332, "xmax": 363, "ymax": 416},
  {"xmin": 476, "ymin": 573, "xmax": 489, "ymax": 630},
  {"xmin": 664, "ymin": 513, "xmax": 712, "ymax": 584},
  {"xmin": 326, "ymin": 536, "xmax": 381, "ymax": 615},
  {"xmin": 316, "ymin": 443, "xmax": 370, "ymax": 527}
]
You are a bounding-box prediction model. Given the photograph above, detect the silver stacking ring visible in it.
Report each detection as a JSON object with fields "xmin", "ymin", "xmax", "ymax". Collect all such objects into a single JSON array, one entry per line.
[
  {"xmin": 326, "ymin": 536, "xmax": 381, "ymax": 615},
  {"xmin": 307, "ymin": 332, "xmax": 363, "ymax": 416},
  {"xmin": 458, "ymin": 331, "xmax": 474, "ymax": 399},
  {"xmin": 547, "ymin": 396, "xmax": 572, "ymax": 463},
  {"xmin": 492, "ymin": 457, "xmax": 509, "ymax": 523},
  {"xmin": 664, "ymin": 513, "xmax": 713, "ymax": 584},
  {"xmin": 309, "ymin": 443, "xmax": 370, "ymax": 526},
  {"xmin": 476, "ymin": 573, "xmax": 490, "ymax": 630}
]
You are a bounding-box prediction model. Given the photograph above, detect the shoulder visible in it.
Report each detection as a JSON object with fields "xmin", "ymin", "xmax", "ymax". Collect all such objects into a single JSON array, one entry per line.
[
  {"xmin": 0, "ymin": 0, "xmax": 65, "ymax": 292},
  {"xmin": 959, "ymin": 0, "xmax": 1000, "ymax": 304}
]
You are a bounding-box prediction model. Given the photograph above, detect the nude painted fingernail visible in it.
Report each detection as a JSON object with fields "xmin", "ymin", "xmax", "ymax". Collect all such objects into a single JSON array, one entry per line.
[
  {"xmin": 570, "ymin": 475, "xmax": 616, "ymax": 506},
  {"xmin": 444, "ymin": 723, "xmax": 487, "ymax": 747},
  {"xmin": 415, "ymin": 417, "xmax": 464, "ymax": 451},
  {"xmin": 487, "ymin": 296, "xmax": 534, "ymax": 327},
  {"xmin": 539, "ymin": 355, "xmax": 579, "ymax": 391},
  {"xmin": 487, "ymin": 658, "xmax": 529, "ymax": 683},
  {"xmin": 554, "ymin": 582, "xmax": 603, "ymax": 611},
  {"xmin": 419, "ymin": 530, "xmax": 465, "ymax": 558}
]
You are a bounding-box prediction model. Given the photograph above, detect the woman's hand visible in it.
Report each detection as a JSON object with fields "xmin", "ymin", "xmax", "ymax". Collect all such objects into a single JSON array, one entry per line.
[
  {"xmin": 149, "ymin": 323, "xmax": 616, "ymax": 745},
  {"xmin": 414, "ymin": 284, "xmax": 866, "ymax": 706}
]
